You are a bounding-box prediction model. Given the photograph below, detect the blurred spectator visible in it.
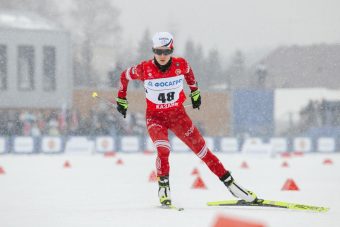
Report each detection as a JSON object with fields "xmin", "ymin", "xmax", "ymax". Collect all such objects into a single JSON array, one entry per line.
[
  {"xmin": 0, "ymin": 108, "xmax": 147, "ymax": 137},
  {"xmin": 48, "ymin": 118, "xmax": 60, "ymax": 136},
  {"xmin": 31, "ymin": 123, "xmax": 41, "ymax": 137}
]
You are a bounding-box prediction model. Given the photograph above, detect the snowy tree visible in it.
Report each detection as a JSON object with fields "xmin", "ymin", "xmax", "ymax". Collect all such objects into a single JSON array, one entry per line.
[
  {"xmin": 184, "ymin": 40, "xmax": 207, "ymax": 88},
  {"xmin": 70, "ymin": 0, "xmax": 121, "ymax": 87},
  {"xmin": 227, "ymin": 50, "xmax": 247, "ymax": 89},
  {"xmin": 135, "ymin": 29, "xmax": 152, "ymax": 63},
  {"xmin": 108, "ymin": 44, "xmax": 136, "ymax": 89},
  {"xmin": 193, "ymin": 45, "xmax": 206, "ymax": 87},
  {"xmin": 184, "ymin": 39, "xmax": 195, "ymax": 63},
  {"xmin": 205, "ymin": 48, "xmax": 224, "ymax": 89}
]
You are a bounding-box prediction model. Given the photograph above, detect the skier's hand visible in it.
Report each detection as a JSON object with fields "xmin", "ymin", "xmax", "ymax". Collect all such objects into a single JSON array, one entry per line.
[
  {"xmin": 116, "ymin": 97, "xmax": 128, "ymax": 118},
  {"xmin": 190, "ymin": 89, "xmax": 201, "ymax": 110}
]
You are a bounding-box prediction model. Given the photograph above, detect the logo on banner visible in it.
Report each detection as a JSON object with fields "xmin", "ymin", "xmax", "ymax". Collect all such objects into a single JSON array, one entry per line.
[
  {"xmin": 48, "ymin": 139, "xmax": 56, "ymax": 150},
  {"xmin": 299, "ymin": 140, "xmax": 305, "ymax": 149},
  {"xmin": 101, "ymin": 139, "xmax": 109, "ymax": 149}
]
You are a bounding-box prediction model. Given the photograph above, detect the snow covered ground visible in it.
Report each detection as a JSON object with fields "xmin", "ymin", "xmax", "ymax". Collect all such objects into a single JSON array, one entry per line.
[{"xmin": 1, "ymin": 152, "xmax": 339, "ymax": 227}]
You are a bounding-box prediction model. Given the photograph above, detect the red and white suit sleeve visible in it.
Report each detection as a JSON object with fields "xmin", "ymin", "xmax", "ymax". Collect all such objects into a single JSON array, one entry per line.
[
  {"xmin": 183, "ymin": 60, "xmax": 199, "ymax": 92},
  {"xmin": 117, "ymin": 63, "xmax": 144, "ymax": 99}
]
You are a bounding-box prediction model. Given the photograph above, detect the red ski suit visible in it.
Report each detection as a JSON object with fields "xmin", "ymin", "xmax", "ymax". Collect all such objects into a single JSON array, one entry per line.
[{"xmin": 117, "ymin": 57, "xmax": 227, "ymax": 178}]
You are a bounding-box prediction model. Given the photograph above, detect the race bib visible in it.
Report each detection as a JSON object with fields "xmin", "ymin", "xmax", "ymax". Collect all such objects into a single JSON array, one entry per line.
[{"xmin": 144, "ymin": 75, "xmax": 184, "ymax": 105}]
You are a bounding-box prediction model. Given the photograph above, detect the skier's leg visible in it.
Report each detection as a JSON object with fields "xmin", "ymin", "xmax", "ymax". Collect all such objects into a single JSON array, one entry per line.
[
  {"xmin": 170, "ymin": 109, "xmax": 257, "ymax": 202},
  {"xmin": 147, "ymin": 118, "xmax": 170, "ymax": 177},
  {"xmin": 146, "ymin": 117, "xmax": 171, "ymax": 205},
  {"xmin": 169, "ymin": 110, "xmax": 227, "ymax": 178}
]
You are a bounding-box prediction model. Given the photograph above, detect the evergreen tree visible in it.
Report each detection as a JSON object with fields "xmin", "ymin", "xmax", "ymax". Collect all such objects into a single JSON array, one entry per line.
[
  {"xmin": 136, "ymin": 29, "xmax": 152, "ymax": 63},
  {"xmin": 184, "ymin": 40, "xmax": 207, "ymax": 89},
  {"xmin": 108, "ymin": 45, "xmax": 136, "ymax": 88},
  {"xmin": 227, "ymin": 50, "xmax": 246, "ymax": 89},
  {"xmin": 70, "ymin": 0, "xmax": 121, "ymax": 87},
  {"xmin": 183, "ymin": 39, "xmax": 196, "ymax": 63},
  {"xmin": 205, "ymin": 48, "xmax": 224, "ymax": 89},
  {"xmin": 192, "ymin": 44, "xmax": 206, "ymax": 88}
]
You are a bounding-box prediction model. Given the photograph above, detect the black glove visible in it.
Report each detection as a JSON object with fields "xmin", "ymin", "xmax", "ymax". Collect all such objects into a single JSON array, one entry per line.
[
  {"xmin": 116, "ymin": 97, "xmax": 128, "ymax": 118},
  {"xmin": 190, "ymin": 89, "xmax": 201, "ymax": 109}
]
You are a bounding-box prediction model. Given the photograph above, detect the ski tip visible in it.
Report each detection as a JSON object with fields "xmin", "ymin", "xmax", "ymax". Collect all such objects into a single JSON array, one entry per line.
[{"xmin": 317, "ymin": 207, "xmax": 330, "ymax": 213}]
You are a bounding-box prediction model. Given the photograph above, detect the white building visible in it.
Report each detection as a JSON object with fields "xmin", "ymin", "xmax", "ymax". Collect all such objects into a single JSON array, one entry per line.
[{"xmin": 0, "ymin": 11, "xmax": 72, "ymax": 109}]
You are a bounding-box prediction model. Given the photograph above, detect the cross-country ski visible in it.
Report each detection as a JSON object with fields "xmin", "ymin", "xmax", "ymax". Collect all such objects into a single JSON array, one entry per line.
[{"xmin": 207, "ymin": 199, "xmax": 329, "ymax": 212}]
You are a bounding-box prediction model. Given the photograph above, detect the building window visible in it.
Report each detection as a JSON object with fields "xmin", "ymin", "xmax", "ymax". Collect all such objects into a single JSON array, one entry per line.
[
  {"xmin": 0, "ymin": 45, "xmax": 7, "ymax": 90},
  {"xmin": 43, "ymin": 46, "xmax": 56, "ymax": 91},
  {"xmin": 18, "ymin": 46, "xmax": 35, "ymax": 91}
]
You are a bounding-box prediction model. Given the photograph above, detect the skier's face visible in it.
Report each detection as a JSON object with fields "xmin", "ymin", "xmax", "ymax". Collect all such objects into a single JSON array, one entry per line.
[{"xmin": 153, "ymin": 47, "xmax": 172, "ymax": 65}]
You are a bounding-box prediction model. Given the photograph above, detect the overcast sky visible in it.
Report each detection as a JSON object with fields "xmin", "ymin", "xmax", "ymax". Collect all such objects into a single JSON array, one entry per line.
[{"xmin": 114, "ymin": 0, "xmax": 340, "ymax": 56}]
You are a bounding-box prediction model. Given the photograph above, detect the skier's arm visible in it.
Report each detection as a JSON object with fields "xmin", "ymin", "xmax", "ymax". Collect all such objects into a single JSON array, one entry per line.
[
  {"xmin": 183, "ymin": 61, "xmax": 201, "ymax": 109},
  {"xmin": 117, "ymin": 64, "xmax": 143, "ymax": 99},
  {"xmin": 184, "ymin": 65, "xmax": 199, "ymax": 92},
  {"xmin": 116, "ymin": 63, "xmax": 144, "ymax": 117}
]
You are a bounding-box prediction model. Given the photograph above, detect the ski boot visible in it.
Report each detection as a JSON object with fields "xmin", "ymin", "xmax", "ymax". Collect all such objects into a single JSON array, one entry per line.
[
  {"xmin": 220, "ymin": 172, "xmax": 257, "ymax": 203},
  {"xmin": 158, "ymin": 175, "xmax": 171, "ymax": 206}
]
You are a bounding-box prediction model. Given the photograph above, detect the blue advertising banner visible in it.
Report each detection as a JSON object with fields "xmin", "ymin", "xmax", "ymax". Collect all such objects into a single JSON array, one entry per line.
[{"xmin": 233, "ymin": 89, "xmax": 274, "ymax": 136}]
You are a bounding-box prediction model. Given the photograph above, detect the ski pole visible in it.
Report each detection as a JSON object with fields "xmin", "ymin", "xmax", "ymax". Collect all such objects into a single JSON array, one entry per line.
[{"xmin": 91, "ymin": 92, "xmax": 116, "ymax": 108}]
